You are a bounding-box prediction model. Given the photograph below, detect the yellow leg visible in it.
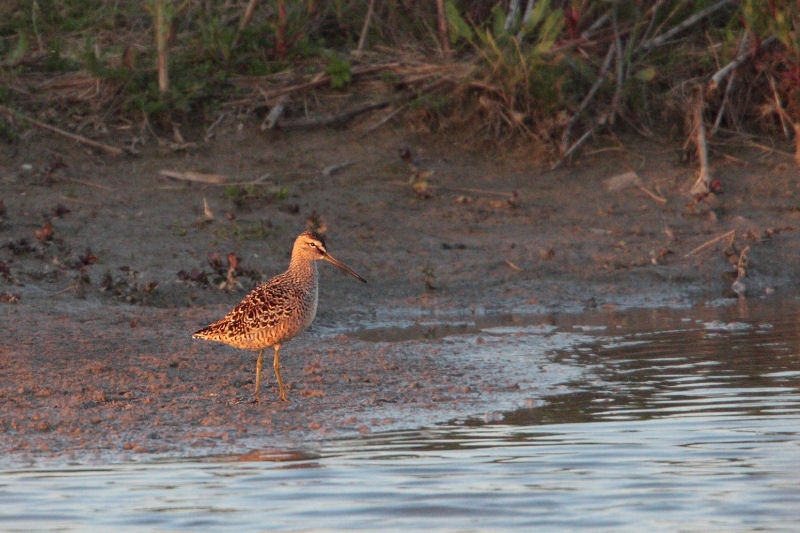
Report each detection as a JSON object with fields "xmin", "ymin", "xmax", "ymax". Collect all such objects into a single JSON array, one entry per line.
[
  {"xmin": 253, "ymin": 348, "xmax": 265, "ymax": 403},
  {"xmin": 273, "ymin": 344, "xmax": 289, "ymax": 402}
]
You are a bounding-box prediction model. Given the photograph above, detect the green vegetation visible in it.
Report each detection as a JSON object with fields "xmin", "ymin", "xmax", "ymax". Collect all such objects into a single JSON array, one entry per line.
[
  {"xmin": 0, "ymin": 1, "xmax": 798, "ymax": 160},
  {"xmin": 224, "ymin": 184, "xmax": 288, "ymax": 208},
  {"xmin": 214, "ymin": 219, "xmax": 271, "ymax": 242},
  {"xmin": 325, "ymin": 55, "xmax": 351, "ymax": 89}
]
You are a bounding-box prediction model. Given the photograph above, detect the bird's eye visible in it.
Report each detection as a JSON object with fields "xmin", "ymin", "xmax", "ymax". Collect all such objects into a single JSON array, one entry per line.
[{"xmin": 308, "ymin": 242, "xmax": 317, "ymax": 248}]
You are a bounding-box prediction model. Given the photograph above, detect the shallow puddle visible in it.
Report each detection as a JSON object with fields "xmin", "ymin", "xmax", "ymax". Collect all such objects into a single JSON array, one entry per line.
[{"xmin": 2, "ymin": 298, "xmax": 800, "ymax": 531}]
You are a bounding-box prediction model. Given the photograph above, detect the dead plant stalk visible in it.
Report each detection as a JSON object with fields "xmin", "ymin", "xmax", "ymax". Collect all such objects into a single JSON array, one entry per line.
[{"xmin": 684, "ymin": 230, "xmax": 736, "ymax": 258}]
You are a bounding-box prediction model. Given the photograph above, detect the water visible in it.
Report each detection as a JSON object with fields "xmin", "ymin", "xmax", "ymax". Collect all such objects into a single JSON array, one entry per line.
[{"xmin": 2, "ymin": 299, "xmax": 800, "ymax": 532}]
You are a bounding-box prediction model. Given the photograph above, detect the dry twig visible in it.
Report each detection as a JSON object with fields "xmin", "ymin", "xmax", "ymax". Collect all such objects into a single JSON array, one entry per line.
[
  {"xmin": 159, "ymin": 169, "xmax": 228, "ymax": 184},
  {"xmin": 356, "ymin": 0, "xmax": 375, "ymax": 54},
  {"xmin": 710, "ymin": 35, "xmax": 776, "ymax": 90},
  {"xmin": 604, "ymin": 171, "xmax": 667, "ymax": 204},
  {"xmin": 436, "ymin": 0, "xmax": 451, "ymax": 58},
  {"xmin": 0, "ymin": 104, "xmax": 124, "ymax": 156},
  {"xmin": 321, "ymin": 162, "xmax": 352, "ymax": 177},
  {"xmin": 358, "ymin": 104, "xmax": 409, "ymax": 137},
  {"xmin": 561, "ymin": 43, "xmax": 616, "ymax": 153},
  {"xmin": 552, "ymin": 128, "xmax": 594, "ymax": 170},
  {"xmin": 205, "ymin": 113, "xmax": 226, "ymax": 141},
  {"xmin": 232, "ymin": 0, "xmax": 259, "ymax": 51},
  {"xmin": 261, "ymin": 93, "xmax": 289, "ymax": 130},
  {"xmin": 60, "ymin": 177, "xmax": 114, "ymax": 191},
  {"xmin": 683, "ymin": 229, "xmax": 735, "ymax": 258}
]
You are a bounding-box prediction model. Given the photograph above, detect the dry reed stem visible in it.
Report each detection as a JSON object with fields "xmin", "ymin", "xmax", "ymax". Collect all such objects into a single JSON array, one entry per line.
[
  {"xmin": 710, "ymin": 36, "xmax": 776, "ymax": 90},
  {"xmin": 154, "ymin": 0, "xmax": 169, "ymax": 94},
  {"xmin": 684, "ymin": 230, "xmax": 736, "ymax": 258},
  {"xmin": 159, "ymin": 170, "xmax": 228, "ymax": 184},
  {"xmin": 689, "ymin": 89, "xmax": 712, "ymax": 197},
  {"xmin": 561, "ymin": 42, "xmax": 616, "ymax": 152},
  {"xmin": 230, "ymin": 0, "xmax": 259, "ymax": 52},
  {"xmin": 436, "ymin": 0, "xmax": 450, "ymax": 58},
  {"xmin": 357, "ymin": 0, "xmax": 375, "ymax": 54},
  {"xmin": 640, "ymin": 0, "xmax": 738, "ymax": 51}
]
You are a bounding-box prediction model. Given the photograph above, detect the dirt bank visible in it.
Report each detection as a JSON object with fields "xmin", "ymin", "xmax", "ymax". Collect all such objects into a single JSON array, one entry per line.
[{"xmin": 1, "ymin": 124, "xmax": 798, "ymax": 466}]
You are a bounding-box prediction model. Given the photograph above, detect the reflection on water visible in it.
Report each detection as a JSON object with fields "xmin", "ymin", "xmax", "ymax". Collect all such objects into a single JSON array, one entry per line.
[{"xmin": 2, "ymin": 299, "xmax": 800, "ymax": 531}]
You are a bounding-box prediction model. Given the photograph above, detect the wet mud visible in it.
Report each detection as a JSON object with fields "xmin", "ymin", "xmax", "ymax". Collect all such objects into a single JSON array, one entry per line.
[{"xmin": 1, "ymin": 126, "xmax": 798, "ymax": 465}]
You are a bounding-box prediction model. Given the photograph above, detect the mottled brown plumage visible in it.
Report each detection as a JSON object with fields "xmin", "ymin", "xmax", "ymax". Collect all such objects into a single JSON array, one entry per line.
[{"xmin": 193, "ymin": 230, "xmax": 366, "ymax": 402}]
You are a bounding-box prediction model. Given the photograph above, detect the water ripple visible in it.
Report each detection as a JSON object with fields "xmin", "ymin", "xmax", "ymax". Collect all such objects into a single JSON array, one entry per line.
[{"xmin": 2, "ymin": 299, "xmax": 800, "ymax": 531}]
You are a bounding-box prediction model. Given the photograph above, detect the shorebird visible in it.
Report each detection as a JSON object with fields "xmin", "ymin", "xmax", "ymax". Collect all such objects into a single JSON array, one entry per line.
[{"xmin": 193, "ymin": 230, "xmax": 366, "ymax": 402}]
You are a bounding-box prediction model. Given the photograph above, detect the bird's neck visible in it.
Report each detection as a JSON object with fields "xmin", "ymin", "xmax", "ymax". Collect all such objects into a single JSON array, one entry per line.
[{"xmin": 288, "ymin": 257, "xmax": 318, "ymax": 285}]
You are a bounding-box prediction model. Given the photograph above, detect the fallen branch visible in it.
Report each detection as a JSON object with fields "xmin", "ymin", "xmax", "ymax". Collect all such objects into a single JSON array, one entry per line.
[
  {"xmin": 321, "ymin": 161, "xmax": 352, "ymax": 177},
  {"xmin": 604, "ymin": 171, "xmax": 667, "ymax": 204},
  {"xmin": 260, "ymin": 93, "xmax": 289, "ymax": 130},
  {"xmin": 683, "ymin": 229, "xmax": 735, "ymax": 258},
  {"xmin": 159, "ymin": 169, "xmax": 228, "ymax": 184},
  {"xmin": 159, "ymin": 169, "xmax": 281, "ymax": 187},
  {"xmin": 0, "ymin": 104, "xmax": 124, "ymax": 156}
]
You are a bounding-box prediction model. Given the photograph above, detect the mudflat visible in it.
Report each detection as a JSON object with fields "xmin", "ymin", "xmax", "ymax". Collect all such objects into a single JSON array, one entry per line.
[{"xmin": 1, "ymin": 125, "xmax": 797, "ymax": 465}]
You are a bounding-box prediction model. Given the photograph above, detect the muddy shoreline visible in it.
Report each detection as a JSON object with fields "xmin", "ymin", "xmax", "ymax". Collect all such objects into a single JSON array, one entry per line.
[{"xmin": 1, "ymin": 126, "xmax": 798, "ymax": 466}]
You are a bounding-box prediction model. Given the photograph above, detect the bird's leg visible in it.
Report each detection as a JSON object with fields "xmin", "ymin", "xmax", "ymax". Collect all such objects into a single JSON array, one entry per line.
[
  {"xmin": 273, "ymin": 344, "xmax": 289, "ymax": 402},
  {"xmin": 253, "ymin": 348, "xmax": 265, "ymax": 403}
]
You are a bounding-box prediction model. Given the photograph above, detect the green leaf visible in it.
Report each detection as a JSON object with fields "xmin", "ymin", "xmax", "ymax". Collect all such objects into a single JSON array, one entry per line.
[
  {"xmin": 528, "ymin": 0, "xmax": 550, "ymax": 30},
  {"xmin": 634, "ymin": 67, "xmax": 656, "ymax": 82},
  {"xmin": 533, "ymin": 9, "xmax": 564, "ymax": 55},
  {"xmin": 325, "ymin": 56, "xmax": 351, "ymax": 89},
  {"xmin": 492, "ymin": 5, "xmax": 506, "ymax": 37},
  {"xmin": 445, "ymin": 1, "xmax": 472, "ymax": 43},
  {"xmin": 6, "ymin": 32, "xmax": 29, "ymax": 66}
]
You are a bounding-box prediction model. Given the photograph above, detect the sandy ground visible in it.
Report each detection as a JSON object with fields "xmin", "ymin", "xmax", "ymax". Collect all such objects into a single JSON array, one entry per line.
[{"xmin": 1, "ymin": 123, "xmax": 798, "ymax": 465}]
